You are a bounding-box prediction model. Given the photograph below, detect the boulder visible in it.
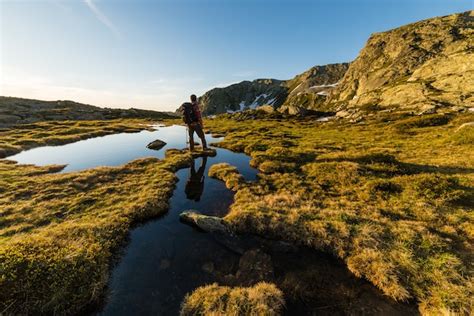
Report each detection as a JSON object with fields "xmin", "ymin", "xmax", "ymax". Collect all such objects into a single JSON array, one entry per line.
[
  {"xmin": 179, "ymin": 211, "xmax": 230, "ymax": 234},
  {"xmin": 147, "ymin": 139, "xmax": 167, "ymax": 150},
  {"xmin": 277, "ymin": 105, "xmax": 307, "ymax": 116},
  {"xmin": 257, "ymin": 105, "xmax": 275, "ymax": 114}
]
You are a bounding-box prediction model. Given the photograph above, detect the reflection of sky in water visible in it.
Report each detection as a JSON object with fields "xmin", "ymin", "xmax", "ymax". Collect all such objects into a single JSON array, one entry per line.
[{"xmin": 8, "ymin": 125, "xmax": 226, "ymax": 173}]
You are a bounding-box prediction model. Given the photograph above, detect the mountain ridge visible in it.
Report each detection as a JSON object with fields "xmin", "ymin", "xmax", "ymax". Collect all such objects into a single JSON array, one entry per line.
[
  {"xmin": 199, "ymin": 10, "xmax": 473, "ymax": 117},
  {"xmin": 0, "ymin": 96, "xmax": 175, "ymax": 127}
]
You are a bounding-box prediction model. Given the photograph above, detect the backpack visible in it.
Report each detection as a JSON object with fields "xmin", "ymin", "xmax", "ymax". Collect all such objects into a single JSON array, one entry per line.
[{"xmin": 182, "ymin": 102, "xmax": 198, "ymax": 124}]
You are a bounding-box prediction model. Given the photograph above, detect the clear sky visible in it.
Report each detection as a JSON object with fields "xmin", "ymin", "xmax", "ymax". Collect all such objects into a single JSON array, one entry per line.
[{"xmin": 1, "ymin": 0, "xmax": 472, "ymax": 111}]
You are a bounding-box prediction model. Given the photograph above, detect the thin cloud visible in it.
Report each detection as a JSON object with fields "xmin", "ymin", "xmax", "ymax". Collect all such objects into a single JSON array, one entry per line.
[{"xmin": 83, "ymin": 0, "xmax": 120, "ymax": 39}]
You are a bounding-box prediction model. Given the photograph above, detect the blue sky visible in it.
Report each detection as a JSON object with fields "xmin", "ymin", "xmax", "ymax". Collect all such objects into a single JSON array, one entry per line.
[{"xmin": 1, "ymin": 0, "xmax": 472, "ymax": 111}]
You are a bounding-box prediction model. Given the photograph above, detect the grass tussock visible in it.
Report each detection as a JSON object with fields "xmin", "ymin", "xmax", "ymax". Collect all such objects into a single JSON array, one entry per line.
[
  {"xmin": 204, "ymin": 112, "xmax": 474, "ymax": 315},
  {"xmin": 208, "ymin": 163, "xmax": 245, "ymax": 191},
  {"xmin": 180, "ymin": 282, "xmax": 285, "ymax": 316},
  {"xmin": 392, "ymin": 114, "xmax": 451, "ymax": 133},
  {"xmin": 0, "ymin": 149, "xmax": 193, "ymax": 315},
  {"xmin": 0, "ymin": 119, "xmax": 154, "ymax": 158}
]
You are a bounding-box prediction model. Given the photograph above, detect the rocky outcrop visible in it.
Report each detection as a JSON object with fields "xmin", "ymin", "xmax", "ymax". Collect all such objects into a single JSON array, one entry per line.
[
  {"xmin": 328, "ymin": 11, "xmax": 474, "ymax": 114},
  {"xmin": 179, "ymin": 210, "xmax": 230, "ymax": 233},
  {"xmin": 146, "ymin": 139, "xmax": 167, "ymax": 150},
  {"xmin": 0, "ymin": 96, "xmax": 176, "ymax": 127}
]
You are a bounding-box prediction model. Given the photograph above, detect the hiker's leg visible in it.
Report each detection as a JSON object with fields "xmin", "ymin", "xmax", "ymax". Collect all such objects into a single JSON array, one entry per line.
[
  {"xmin": 195, "ymin": 124, "xmax": 207, "ymax": 149},
  {"xmin": 188, "ymin": 125, "xmax": 195, "ymax": 150}
]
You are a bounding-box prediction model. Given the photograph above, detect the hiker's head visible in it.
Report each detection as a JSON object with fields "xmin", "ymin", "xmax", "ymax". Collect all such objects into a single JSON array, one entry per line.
[{"xmin": 190, "ymin": 94, "xmax": 197, "ymax": 102}]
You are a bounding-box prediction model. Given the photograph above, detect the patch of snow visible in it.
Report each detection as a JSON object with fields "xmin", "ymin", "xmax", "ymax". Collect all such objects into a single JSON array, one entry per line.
[
  {"xmin": 239, "ymin": 101, "xmax": 246, "ymax": 111},
  {"xmin": 267, "ymin": 98, "xmax": 276, "ymax": 105},
  {"xmin": 316, "ymin": 116, "xmax": 335, "ymax": 122},
  {"xmin": 249, "ymin": 93, "xmax": 269, "ymax": 109}
]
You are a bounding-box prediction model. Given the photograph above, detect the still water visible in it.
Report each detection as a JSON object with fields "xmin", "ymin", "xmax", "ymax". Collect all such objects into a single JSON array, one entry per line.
[{"xmin": 9, "ymin": 125, "xmax": 417, "ymax": 315}]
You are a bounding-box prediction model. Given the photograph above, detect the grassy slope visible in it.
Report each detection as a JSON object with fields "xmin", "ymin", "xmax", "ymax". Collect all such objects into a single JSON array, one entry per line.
[
  {"xmin": 204, "ymin": 112, "xmax": 474, "ymax": 315},
  {"xmin": 0, "ymin": 120, "xmax": 194, "ymax": 315},
  {"xmin": 0, "ymin": 119, "xmax": 155, "ymax": 158}
]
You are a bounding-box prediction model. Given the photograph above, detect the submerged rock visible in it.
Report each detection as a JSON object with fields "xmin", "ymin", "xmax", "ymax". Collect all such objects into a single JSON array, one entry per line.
[
  {"xmin": 235, "ymin": 249, "xmax": 274, "ymax": 285},
  {"xmin": 147, "ymin": 139, "xmax": 167, "ymax": 150},
  {"xmin": 179, "ymin": 211, "xmax": 230, "ymax": 234}
]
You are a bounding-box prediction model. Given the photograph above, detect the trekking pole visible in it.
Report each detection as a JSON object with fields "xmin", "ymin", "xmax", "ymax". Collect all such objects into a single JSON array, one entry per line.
[{"xmin": 186, "ymin": 126, "xmax": 189, "ymax": 146}]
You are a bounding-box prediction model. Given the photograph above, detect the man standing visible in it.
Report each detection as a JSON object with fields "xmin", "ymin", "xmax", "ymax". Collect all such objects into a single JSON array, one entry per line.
[{"xmin": 181, "ymin": 94, "xmax": 207, "ymax": 151}]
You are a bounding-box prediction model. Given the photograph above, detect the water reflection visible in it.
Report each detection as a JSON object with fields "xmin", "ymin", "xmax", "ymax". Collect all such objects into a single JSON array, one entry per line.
[{"xmin": 185, "ymin": 156, "xmax": 207, "ymax": 202}]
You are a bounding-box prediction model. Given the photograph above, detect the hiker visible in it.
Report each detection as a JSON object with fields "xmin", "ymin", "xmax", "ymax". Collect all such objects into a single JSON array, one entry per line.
[
  {"xmin": 181, "ymin": 94, "xmax": 207, "ymax": 151},
  {"xmin": 185, "ymin": 156, "xmax": 207, "ymax": 201}
]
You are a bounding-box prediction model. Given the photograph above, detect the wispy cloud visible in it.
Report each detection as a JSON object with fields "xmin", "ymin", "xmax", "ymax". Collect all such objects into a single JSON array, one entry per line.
[{"xmin": 83, "ymin": 0, "xmax": 120, "ymax": 39}]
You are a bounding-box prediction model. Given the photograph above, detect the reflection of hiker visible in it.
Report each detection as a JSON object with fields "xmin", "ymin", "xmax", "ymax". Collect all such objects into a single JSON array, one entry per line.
[
  {"xmin": 185, "ymin": 157, "xmax": 207, "ymax": 201},
  {"xmin": 180, "ymin": 94, "xmax": 207, "ymax": 151}
]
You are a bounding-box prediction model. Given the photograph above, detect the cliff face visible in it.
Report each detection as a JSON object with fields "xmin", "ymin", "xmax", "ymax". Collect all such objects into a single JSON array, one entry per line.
[{"xmin": 328, "ymin": 11, "xmax": 474, "ymax": 113}]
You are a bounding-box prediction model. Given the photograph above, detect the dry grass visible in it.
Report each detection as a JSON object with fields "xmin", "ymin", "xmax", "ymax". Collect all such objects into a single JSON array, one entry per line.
[
  {"xmin": 204, "ymin": 112, "xmax": 474, "ymax": 315},
  {"xmin": 0, "ymin": 149, "xmax": 193, "ymax": 315},
  {"xmin": 180, "ymin": 282, "xmax": 285, "ymax": 316},
  {"xmin": 208, "ymin": 163, "xmax": 246, "ymax": 191}
]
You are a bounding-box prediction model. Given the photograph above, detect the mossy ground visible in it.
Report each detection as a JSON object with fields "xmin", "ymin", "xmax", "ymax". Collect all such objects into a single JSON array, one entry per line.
[
  {"xmin": 0, "ymin": 119, "xmax": 155, "ymax": 158},
  {"xmin": 180, "ymin": 282, "xmax": 285, "ymax": 316},
  {"xmin": 0, "ymin": 132, "xmax": 193, "ymax": 314},
  {"xmin": 204, "ymin": 112, "xmax": 474, "ymax": 315}
]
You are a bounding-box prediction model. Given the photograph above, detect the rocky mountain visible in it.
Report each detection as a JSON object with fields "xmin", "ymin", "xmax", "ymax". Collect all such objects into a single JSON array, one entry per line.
[
  {"xmin": 328, "ymin": 10, "xmax": 474, "ymax": 115},
  {"xmin": 0, "ymin": 96, "xmax": 175, "ymax": 127},
  {"xmin": 200, "ymin": 11, "xmax": 472, "ymax": 117},
  {"xmin": 199, "ymin": 63, "xmax": 349, "ymax": 115},
  {"xmin": 200, "ymin": 79, "xmax": 288, "ymax": 115}
]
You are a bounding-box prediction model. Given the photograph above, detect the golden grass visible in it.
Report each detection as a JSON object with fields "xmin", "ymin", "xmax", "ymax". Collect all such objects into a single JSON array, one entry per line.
[
  {"xmin": 180, "ymin": 282, "xmax": 285, "ymax": 316},
  {"xmin": 208, "ymin": 163, "xmax": 246, "ymax": 191},
  {"xmin": 0, "ymin": 149, "xmax": 193, "ymax": 314},
  {"xmin": 204, "ymin": 112, "xmax": 474, "ymax": 315}
]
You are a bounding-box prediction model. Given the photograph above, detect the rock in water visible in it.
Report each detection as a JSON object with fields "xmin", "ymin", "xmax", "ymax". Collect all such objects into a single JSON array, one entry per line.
[
  {"xmin": 179, "ymin": 211, "xmax": 230, "ymax": 233},
  {"xmin": 147, "ymin": 139, "xmax": 167, "ymax": 150}
]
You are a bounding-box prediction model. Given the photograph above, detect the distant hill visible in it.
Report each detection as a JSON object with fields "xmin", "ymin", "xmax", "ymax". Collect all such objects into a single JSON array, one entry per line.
[
  {"xmin": 199, "ymin": 79, "xmax": 288, "ymax": 115},
  {"xmin": 0, "ymin": 96, "xmax": 176, "ymax": 127},
  {"xmin": 199, "ymin": 10, "xmax": 473, "ymax": 117},
  {"xmin": 199, "ymin": 64, "xmax": 349, "ymax": 115}
]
